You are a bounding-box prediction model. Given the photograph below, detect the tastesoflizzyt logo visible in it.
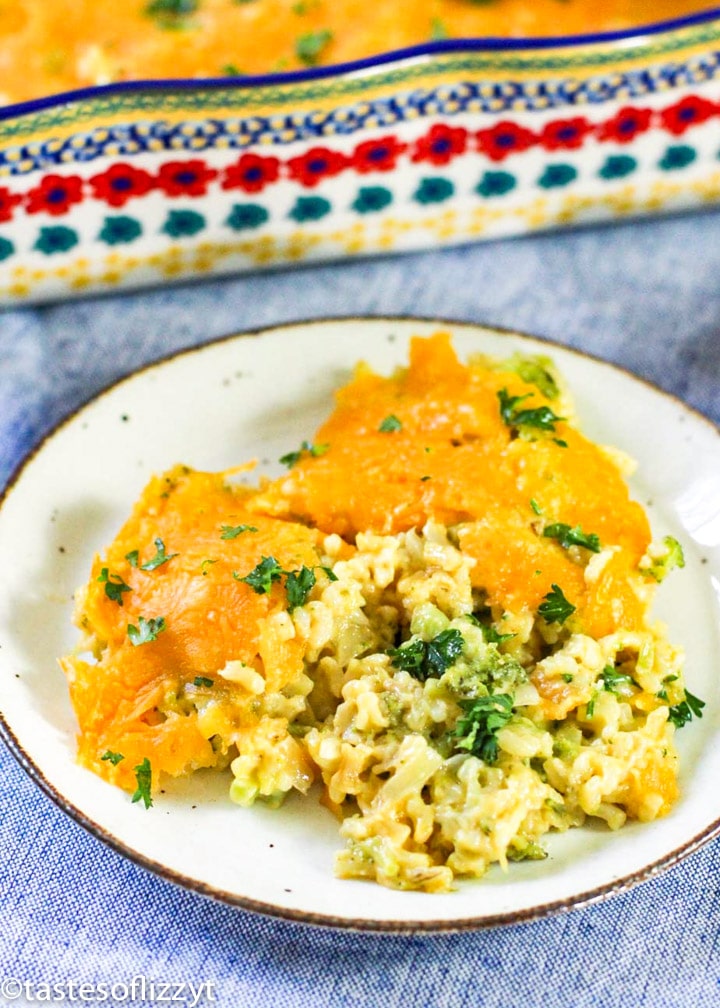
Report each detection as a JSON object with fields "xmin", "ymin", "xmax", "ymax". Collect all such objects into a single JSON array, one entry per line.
[{"xmin": 0, "ymin": 976, "xmax": 217, "ymax": 1005}]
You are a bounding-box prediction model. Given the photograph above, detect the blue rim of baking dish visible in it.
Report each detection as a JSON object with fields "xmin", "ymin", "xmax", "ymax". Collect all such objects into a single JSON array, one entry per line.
[{"xmin": 1, "ymin": 5, "xmax": 720, "ymax": 122}]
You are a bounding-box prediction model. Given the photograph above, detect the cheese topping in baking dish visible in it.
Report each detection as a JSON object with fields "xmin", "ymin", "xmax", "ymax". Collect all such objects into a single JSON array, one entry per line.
[
  {"xmin": 0, "ymin": 0, "xmax": 709, "ymax": 105},
  {"xmin": 60, "ymin": 333, "xmax": 701, "ymax": 892}
]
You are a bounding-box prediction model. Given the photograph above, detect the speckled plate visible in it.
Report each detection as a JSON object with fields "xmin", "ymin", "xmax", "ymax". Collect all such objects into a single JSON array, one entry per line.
[{"xmin": 1, "ymin": 317, "xmax": 719, "ymax": 931}]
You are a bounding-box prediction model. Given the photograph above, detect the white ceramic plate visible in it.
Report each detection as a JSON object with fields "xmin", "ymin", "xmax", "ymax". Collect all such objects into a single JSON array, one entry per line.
[{"xmin": 1, "ymin": 317, "xmax": 719, "ymax": 932}]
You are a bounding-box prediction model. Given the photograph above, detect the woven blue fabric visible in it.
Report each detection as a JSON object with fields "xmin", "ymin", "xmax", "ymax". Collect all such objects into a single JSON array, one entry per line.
[{"xmin": 2, "ymin": 209, "xmax": 720, "ymax": 1008}]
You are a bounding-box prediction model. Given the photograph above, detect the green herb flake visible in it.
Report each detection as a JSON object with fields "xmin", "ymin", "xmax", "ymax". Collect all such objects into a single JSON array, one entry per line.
[
  {"xmin": 220, "ymin": 524, "xmax": 258, "ymax": 539},
  {"xmin": 318, "ymin": 565, "xmax": 339, "ymax": 582},
  {"xmin": 668, "ymin": 688, "xmax": 706, "ymax": 728},
  {"xmin": 378, "ymin": 414, "xmax": 403, "ymax": 433},
  {"xmin": 145, "ymin": 0, "xmax": 198, "ymax": 26},
  {"xmin": 481, "ymin": 625, "xmax": 516, "ymax": 645},
  {"xmin": 279, "ymin": 440, "xmax": 330, "ymax": 468},
  {"xmin": 131, "ymin": 757, "xmax": 153, "ymax": 809},
  {"xmin": 388, "ymin": 628, "xmax": 464, "ymax": 682},
  {"xmin": 285, "ymin": 566, "xmax": 317, "ymax": 612},
  {"xmin": 128, "ymin": 615, "xmax": 167, "ymax": 646},
  {"xmin": 497, "ymin": 387, "xmax": 565, "ymax": 435},
  {"xmin": 193, "ymin": 676, "xmax": 214, "ymax": 688},
  {"xmin": 101, "ymin": 750, "xmax": 125, "ymax": 766},
  {"xmin": 295, "ymin": 28, "xmax": 333, "ymax": 66},
  {"xmin": 530, "ymin": 498, "xmax": 543, "ymax": 515},
  {"xmin": 598, "ymin": 664, "xmax": 635, "ymax": 695},
  {"xmin": 430, "ymin": 16, "xmax": 448, "ymax": 39},
  {"xmin": 97, "ymin": 567, "xmax": 132, "ymax": 606},
  {"xmin": 140, "ymin": 537, "xmax": 178, "ymax": 571},
  {"xmin": 125, "ymin": 550, "xmax": 140, "ymax": 568},
  {"xmin": 538, "ymin": 584, "xmax": 576, "ymax": 625},
  {"xmin": 543, "ymin": 522, "xmax": 601, "ymax": 554},
  {"xmin": 453, "ymin": 693, "xmax": 514, "ymax": 764},
  {"xmin": 237, "ymin": 555, "xmax": 285, "ymax": 594}
]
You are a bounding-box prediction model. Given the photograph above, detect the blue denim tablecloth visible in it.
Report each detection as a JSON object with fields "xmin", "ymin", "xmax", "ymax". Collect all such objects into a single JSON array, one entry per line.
[{"xmin": 2, "ymin": 209, "xmax": 720, "ymax": 1008}]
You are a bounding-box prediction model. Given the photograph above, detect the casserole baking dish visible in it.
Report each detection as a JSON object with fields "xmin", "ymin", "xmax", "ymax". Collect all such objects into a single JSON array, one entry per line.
[{"xmin": 1, "ymin": 7, "xmax": 719, "ymax": 302}]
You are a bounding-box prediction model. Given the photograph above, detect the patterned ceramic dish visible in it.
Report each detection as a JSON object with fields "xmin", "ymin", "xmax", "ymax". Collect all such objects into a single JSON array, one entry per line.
[{"xmin": 1, "ymin": 10, "xmax": 720, "ymax": 303}]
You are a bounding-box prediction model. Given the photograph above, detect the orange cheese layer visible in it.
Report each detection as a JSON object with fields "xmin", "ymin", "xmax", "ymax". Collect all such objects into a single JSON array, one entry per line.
[
  {"xmin": 61, "ymin": 465, "xmax": 326, "ymax": 791},
  {"xmin": 0, "ymin": 0, "xmax": 707, "ymax": 105},
  {"xmin": 251, "ymin": 332, "xmax": 651, "ymax": 637}
]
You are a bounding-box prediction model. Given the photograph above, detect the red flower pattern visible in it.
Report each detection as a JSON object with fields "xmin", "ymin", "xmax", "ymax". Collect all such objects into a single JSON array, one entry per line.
[
  {"xmin": 411, "ymin": 123, "xmax": 468, "ymax": 165},
  {"xmin": 539, "ymin": 117, "xmax": 593, "ymax": 151},
  {"xmin": 155, "ymin": 159, "xmax": 218, "ymax": 197},
  {"xmin": 1, "ymin": 92, "xmax": 716, "ymax": 221},
  {"xmin": 350, "ymin": 135, "xmax": 407, "ymax": 173},
  {"xmin": 88, "ymin": 163, "xmax": 155, "ymax": 207},
  {"xmin": 286, "ymin": 147, "xmax": 348, "ymax": 187},
  {"xmin": 221, "ymin": 153, "xmax": 281, "ymax": 193},
  {"xmin": 24, "ymin": 174, "xmax": 84, "ymax": 216},
  {"xmin": 596, "ymin": 106, "xmax": 653, "ymax": 144},
  {"xmin": 0, "ymin": 186, "xmax": 22, "ymax": 222},
  {"xmin": 476, "ymin": 121, "xmax": 536, "ymax": 161},
  {"xmin": 660, "ymin": 95, "xmax": 717, "ymax": 136}
]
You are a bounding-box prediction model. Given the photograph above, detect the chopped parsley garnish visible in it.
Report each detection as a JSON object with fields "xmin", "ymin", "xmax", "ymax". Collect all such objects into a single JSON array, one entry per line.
[
  {"xmin": 237, "ymin": 555, "xmax": 284, "ymax": 593},
  {"xmin": 543, "ymin": 522, "xmax": 601, "ymax": 554},
  {"xmin": 598, "ymin": 664, "xmax": 635, "ymax": 695},
  {"xmin": 126, "ymin": 538, "xmax": 178, "ymax": 570},
  {"xmin": 468, "ymin": 612, "xmax": 515, "ymax": 645},
  {"xmin": 453, "ymin": 694, "xmax": 514, "ymax": 764},
  {"xmin": 530, "ymin": 498, "xmax": 543, "ymax": 515},
  {"xmin": 668, "ymin": 689, "xmax": 705, "ymax": 728},
  {"xmin": 378, "ymin": 414, "xmax": 403, "ymax": 433},
  {"xmin": 128, "ymin": 615, "xmax": 167, "ymax": 646},
  {"xmin": 220, "ymin": 524, "xmax": 258, "ymax": 539},
  {"xmin": 140, "ymin": 537, "xmax": 178, "ymax": 570},
  {"xmin": 318, "ymin": 565, "xmax": 338, "ymax": 582},
  {"xmin": 101, "ymin": 750, "xmax": 125, "ymax": 766},
  {"xmin": 145, "ymin": 0, "xmax": 197, "ymax": 25},
  {"xmin": 481, "ymin": 624, "xmax": 516, "ymax": 645},
  {"xmin": 538, "ymin": 584, "xmax": 575, "ymax": 625},
  {"xmin": 131, "ymin": 757, "xmax": 153, "ymax": 809},
  {"xmin": 387, "ymin": 628, "xmax": 464, "ymax": 682},
  {"xmin": 285, "ymin": 566, "xmax": 316, "ymax": 612},
  {"xmin": 193, "ymin": 676, "xmax": 214, "ymax": 688},
  {"xmin": 497, "ymin": 388, "xmax": 564, "ymax": 435},
  {"xmin": 97, "ymin": 568, "xmax": 131, "ymax": 606},
  {"xmin": 238, "ymin": 557, "xmax": 332, "ymax": 610},
  {"xmin": 279, "ymin": 441, "xmax": 330, "ymax": 468},
  {"xmin": 295, "ymin": 29, "xmax": 333, "ymax": 65},
  {"xmin": 222, "ymin": 64, "xmax": 243, "ymax": 76}
]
